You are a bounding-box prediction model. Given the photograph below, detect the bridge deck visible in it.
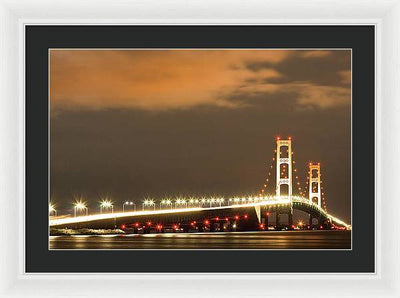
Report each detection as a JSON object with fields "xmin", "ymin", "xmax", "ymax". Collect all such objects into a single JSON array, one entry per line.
[{"xmin": 50, "ymin": 197, "xmax": 350, "ymax": 229}]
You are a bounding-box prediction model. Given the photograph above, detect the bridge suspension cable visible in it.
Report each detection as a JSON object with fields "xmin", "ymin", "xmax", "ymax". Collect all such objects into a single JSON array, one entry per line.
[
  {"xmin": 258, "ymin": 147, "xmax": 276, "ymax": 197},
  {"xmin": 292, "ymin": 150, "xmax": 305, "ymax": 197},
  {"xmin": 320, "ymin": 174, "xmax": 328, "ymax": 213}
]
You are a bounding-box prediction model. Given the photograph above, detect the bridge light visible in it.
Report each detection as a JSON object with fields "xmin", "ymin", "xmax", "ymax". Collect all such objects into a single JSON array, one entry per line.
[
  {"xmin": 74, "ymin": 201, "xmax": 87, "ymax": 210},
  {"xmin": 234, "ymin": 215, "xmax": 239, "ymax": 220},
  {"xmin": 244, "ymin": 214, "xmax": 248, "ymax": 219},
  {"xmin": 49, "ymin": 203, "xmax": 56, "ymax": 213},
  {"xmin": 73, "ymin": 200, "xmax": 88, "ymax": 217},
  {"xmin": 225, "ymin": 217, "xmax": 229, "ymax": 221},
  {"xmin": 204, "ymin": 220, "xmax": 209, "ymax": 225},
  {"xmin": 100, "ymin": 199, "xmax": 113, "ymax": 209},
  {"xmin": 215, "ymin": 217, "xmax": 220, "ymax": 221},
  {"xmin": 147, "ymin": 221, "xmax": 152, "ymax": 226}
]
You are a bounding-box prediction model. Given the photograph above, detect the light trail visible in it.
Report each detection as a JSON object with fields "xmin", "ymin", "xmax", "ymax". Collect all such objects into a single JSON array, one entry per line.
[{"xmin": 50, "ymin": 195, "xmax": 350, "ymax": 229}]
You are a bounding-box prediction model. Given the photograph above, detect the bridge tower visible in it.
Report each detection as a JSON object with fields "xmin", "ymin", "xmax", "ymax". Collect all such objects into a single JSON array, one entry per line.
[
  {"xmin": 308, "ymin": 162, "xmax": 321, "ymax": 207},
  {"xmin": 275, "ymin": 137, "xmax": 292, "ymax": 198}
]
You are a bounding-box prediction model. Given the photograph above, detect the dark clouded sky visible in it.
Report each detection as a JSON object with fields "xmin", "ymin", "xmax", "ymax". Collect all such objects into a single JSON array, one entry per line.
[{"xmin": 50, "ymin": 49, "xmax": 351, "ymax": 222}]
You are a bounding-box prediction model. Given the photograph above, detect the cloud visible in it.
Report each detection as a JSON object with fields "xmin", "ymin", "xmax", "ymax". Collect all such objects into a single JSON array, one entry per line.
[
  {"xmin": 292, "ymin": 83, "xmax": 350, "ymax": 109},
  {"xmin": 301, "ymin": 50, "xmax": 332, "ymax": 58},
  {"xmin": 50, "ymin": 50, "xmax": 286, "ymax": 111},
  {"xmin": 50, "ymin": 49, "xmax": 350, "ymax": 112},
  {"xmin": 227, "ymin": 81, "xmax": 350, "ymax": 110},
  {"xmin": 338, "ymin": 70, "xmax": 351, "ymax": 85}
]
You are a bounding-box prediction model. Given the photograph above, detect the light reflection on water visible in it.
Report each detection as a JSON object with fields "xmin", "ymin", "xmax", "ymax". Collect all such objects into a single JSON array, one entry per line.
[{"xmin": 50, "ymin": 230, "xmax": 351, "ymax": 250}]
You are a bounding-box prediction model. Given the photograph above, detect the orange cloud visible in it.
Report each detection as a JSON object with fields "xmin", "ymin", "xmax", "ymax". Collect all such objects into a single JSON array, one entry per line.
[
  {"xmin": 293, "ymin": 83, "xmax": 350, "ymax": 108},
  {"xmin": 50, "ymin": 49, "xmax": 350, "ymax": 112},
  {"xmin": 301, "ymin": 50, "xmax": 332, "ymax": 58},
  {"xmin": 50, "ymin": 50, "xmax": 287, "ymax": 111},
  {"xmin": 338, "ymin": 70, "xmax": 351, "ymax": 85}
]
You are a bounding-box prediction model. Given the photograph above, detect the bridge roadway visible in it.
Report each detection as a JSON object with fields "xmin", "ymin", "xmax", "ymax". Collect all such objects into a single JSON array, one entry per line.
[{"xmin": 50, "ymin": 196, "xmax": 350, "ymax": 231}]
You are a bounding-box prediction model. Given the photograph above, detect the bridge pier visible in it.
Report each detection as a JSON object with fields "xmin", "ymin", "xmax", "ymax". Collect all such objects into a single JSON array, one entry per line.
[
  {"xmin": 276, "ymin": 213, "xmax": 280, "ymax": 227},
  {"xmin": 218, "ymin": 220, "xmax": 225, "ymax": 232},
  {"xmin": 288, "ymin": 212, "xmax": 293, "ymax": 228},
  {"xmin": 210, "ymin": 222, "xmax": 216, "ymax": 232}
]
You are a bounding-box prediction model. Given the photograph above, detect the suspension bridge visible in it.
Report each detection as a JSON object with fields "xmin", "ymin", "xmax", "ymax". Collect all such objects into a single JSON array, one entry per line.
[{"xmin": 49, "ymin": 137, "xmax": 351, "ymax": 232}]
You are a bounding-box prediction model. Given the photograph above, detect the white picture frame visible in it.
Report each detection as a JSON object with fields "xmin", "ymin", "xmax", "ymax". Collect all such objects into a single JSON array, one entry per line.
[{"xmin": 0, "ymin": 0, "xmax": 398, "ymax": 296}]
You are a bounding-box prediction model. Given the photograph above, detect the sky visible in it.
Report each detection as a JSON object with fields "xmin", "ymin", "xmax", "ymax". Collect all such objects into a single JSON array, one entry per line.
[{"xmin": 50, "ymin": 49, "xmax": 351, "ymax": 222}]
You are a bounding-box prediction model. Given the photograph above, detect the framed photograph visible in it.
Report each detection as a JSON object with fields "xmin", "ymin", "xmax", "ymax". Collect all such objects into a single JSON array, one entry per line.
[
  {"xmin": 28, "ymin": 26, "xmax": 366, "ymax": 272},
  {"xmin": 1, "ymin": 0, "xmax": 399, "ymax": 297},
  {"xmin": 48, "ymin": 46, "xmax": 353, "ymax": 252}
]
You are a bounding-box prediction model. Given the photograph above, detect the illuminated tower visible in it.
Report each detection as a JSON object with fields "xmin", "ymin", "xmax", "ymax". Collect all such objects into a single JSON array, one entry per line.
[
  {"xmin": 308, "ymin": 162, "xmax": 321, "ymax": 207},
  {"xmin": 275, "ymin": 137, "xmax": 292, "ymax": 198}
]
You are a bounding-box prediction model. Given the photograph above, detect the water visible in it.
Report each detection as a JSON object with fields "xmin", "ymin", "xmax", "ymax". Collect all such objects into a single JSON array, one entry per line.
[{"xmin": 50, "ymin": 230, "xmax": 351, "ymax": 249}]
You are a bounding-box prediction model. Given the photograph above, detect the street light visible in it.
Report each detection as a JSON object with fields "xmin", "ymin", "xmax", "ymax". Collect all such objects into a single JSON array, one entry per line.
[
  {"xmin": 100, "ymin": 199, "xmax": 113, "ymax": 214},
  {"xmin": 73, "ymin": 200, "xmax": 88, "ymax": 217},
  {"xmin": 123, "ymin": 201, "xmax": 136, "ymax": 212},
  {"xmin": 175, "ymin": 198, "xmax": 187, "ymax": 209},
  {"xmin": 49, "ymin": 203, "xmax": 57, "ymax": 216},
  {"xmin": 160, "ymin": 199, "xmax": 172, "ymax": 210},
  {"xmin": 210, "ymin": 198, "xmax": 215, "ymax": 207},
  {"xmin": 143, "ymin": 199, "xmax": 155, "ymax": 211}
]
